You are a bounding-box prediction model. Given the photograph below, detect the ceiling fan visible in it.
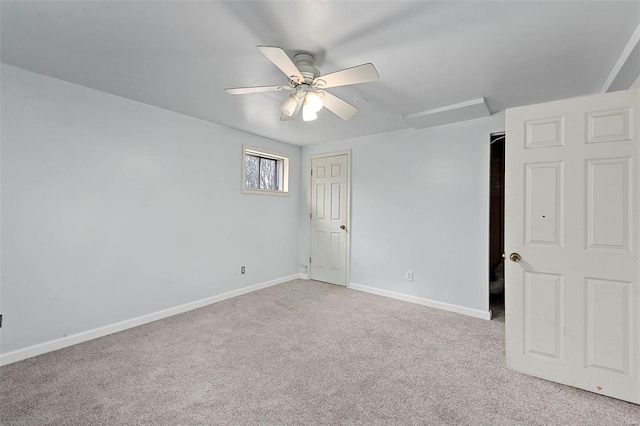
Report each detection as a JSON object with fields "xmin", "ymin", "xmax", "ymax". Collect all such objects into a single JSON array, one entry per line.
[{"xmin": 225, "ymin": 46, "xmax": 379, "ymax": 122}]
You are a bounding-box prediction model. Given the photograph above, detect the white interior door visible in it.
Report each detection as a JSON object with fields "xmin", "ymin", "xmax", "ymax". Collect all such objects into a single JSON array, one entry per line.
[
  {"xmin": 505, "ymin": 89, "xmax": 640, "ymax": 404},
  {"xmin": 310, "ymin": 153, "xmax": 349, "ymax": 286}
]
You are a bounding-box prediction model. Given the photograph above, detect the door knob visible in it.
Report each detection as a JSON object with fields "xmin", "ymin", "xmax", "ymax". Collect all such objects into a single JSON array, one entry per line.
[
  {"xmin": 509, "ymin": 253, "xmax": 521, "ymax": 262},
  {"xmin": 340, "ymin": 225, "xmax": 346, "ymax": 230}
]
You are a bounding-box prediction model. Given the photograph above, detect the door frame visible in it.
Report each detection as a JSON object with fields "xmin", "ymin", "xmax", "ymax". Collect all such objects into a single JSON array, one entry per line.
[{"xmin": 308, "ymin": 150, "xmax": 351, "ymax": 286}]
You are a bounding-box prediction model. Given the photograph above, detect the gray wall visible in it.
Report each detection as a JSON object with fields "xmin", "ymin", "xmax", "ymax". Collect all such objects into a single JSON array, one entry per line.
[
  {"xmin": 1, "ymin": 65, "xmax": 301, "ymax": 355},
  {"xmin": 1, "ymin": 63, "xmax": 505, "ymax": 358},
  {"xmin": 299, "ymin": 114, "xmax": 505, "ymax": 313}
]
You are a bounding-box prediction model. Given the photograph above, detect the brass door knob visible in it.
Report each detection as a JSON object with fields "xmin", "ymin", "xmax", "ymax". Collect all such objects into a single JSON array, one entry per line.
[
  {"xmin": 340, "ymin": 225, "xmax": 346, "ymax": 230},
  {"xmin": 509, "ymin": 253, "xmax": 521, "ymax": 262}
]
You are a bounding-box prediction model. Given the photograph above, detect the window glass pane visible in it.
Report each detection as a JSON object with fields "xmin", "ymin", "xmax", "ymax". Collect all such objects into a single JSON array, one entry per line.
[
  {"xmin": 242, "ymin": 146, "xmax": 288, "ymax": 195},
  {"xmin": 259, "ymin": 157, "xmax": 278, "ymax": 190},
  {"xmin": 245, "ymin": 154, "xmax": 259, "ymax": 189}
]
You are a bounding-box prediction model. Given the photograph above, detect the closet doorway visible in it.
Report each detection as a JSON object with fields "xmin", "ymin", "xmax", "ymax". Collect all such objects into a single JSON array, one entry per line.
[{"xmin": 489, "ymin": 132, "xmax": 505, "ymax": 321}]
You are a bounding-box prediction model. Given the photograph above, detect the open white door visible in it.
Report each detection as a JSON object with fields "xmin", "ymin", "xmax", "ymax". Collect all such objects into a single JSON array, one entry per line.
[
  {"xmin": 310, "ymin": 152, "xmax": 350, "ymax": 286},
  {"xmin": 505, "ymin": 89, "xmax": 640, "ymax": 404}
]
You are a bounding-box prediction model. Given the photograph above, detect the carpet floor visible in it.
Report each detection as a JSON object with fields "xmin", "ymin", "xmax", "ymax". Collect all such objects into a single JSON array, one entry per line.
[{"xmin": 1, "ymin": 279, "xmax": 639, "ymax": 425}]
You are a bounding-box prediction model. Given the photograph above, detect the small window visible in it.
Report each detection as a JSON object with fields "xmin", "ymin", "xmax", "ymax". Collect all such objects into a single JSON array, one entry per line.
[{"xmin": 242, "ymin": 146, "xmax": 290, "ymax": 196}]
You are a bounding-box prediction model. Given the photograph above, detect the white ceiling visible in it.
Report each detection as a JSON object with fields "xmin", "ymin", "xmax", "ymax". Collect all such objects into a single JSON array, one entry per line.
[{"xmin": 2, "ymin": 1, "xmax": 639, "ymax": 146}]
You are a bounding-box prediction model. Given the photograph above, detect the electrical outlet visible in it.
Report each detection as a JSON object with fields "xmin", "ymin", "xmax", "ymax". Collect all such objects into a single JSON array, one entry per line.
[
  {"xmin": 406, "ymin": 271, "xmax": 413, "ymax": 281},
  {"xmin": 241, "ymin": 266, "xmax": 246, "ymax": 274}
]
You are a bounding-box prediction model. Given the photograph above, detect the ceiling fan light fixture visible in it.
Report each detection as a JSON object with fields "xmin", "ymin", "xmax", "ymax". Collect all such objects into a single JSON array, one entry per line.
[
  {"xmin": 226, "ymin": 46, "xmax": 379, "ymax": 122},
  {"xmin": 302, "ymin": 101, "xmax": 318, "ymax": 121},
  {"xmin": 305, "ymin": 91, "xmax": 324, "ymax": 113},
  {"xmin": 280, "ymin": 95, "xmax": 298, "ymax": 117}
]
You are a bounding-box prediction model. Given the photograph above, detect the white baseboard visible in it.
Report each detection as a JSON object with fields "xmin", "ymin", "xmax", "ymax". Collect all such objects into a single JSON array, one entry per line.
[
  {"xmin": 0, "ymin": 274, "xmax": 299, "ymax": 366},
  {"xmin": 348, "ymin": 282, "xmax": 491, "ymax": 321},
  {"xmin": 299, "ymin": 273, "xmax": 309, "ymax": 280}
]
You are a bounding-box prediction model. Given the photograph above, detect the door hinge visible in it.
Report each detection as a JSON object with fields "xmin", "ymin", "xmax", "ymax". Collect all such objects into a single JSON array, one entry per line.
[
  {"xmin": 0, "ymin": 314, "xmax": 3, "ymax": 328},
  {"xmin": 310, "ymin": 213, "xmax": 312, "ymax": 220},
  {"xmin": 309, "ymin": 257, "xmax": 311, "ymax": 264},
  {"xmin": 310, "ymin": 169, "xmax": 313, "ymax": 175}
]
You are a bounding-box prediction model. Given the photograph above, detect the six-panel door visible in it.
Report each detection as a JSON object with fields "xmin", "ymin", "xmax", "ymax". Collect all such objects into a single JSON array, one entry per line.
[
  {"xmin": 310, "ymin": 154, "xmax": 349, "ymax": 286},
  {"xmin": 505, "ymin": 90, "xmax": 640, "ymax": 404}
]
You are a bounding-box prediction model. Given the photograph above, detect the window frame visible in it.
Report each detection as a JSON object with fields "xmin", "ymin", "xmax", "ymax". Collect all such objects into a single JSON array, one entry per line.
[{"xmin": 241, "ymin": 145, "xmax": 290, "ymax": 196}]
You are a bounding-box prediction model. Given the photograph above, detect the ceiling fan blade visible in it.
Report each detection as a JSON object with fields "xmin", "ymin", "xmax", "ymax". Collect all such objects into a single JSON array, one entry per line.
[
  {"xmin": 315, "ymin": 63, "xmax": 379, "ymax": 89},
  {"xmin": 257, "ymin": 46, "xmax": 304, "ymax": 84},
  {"xmin": 280, "ymin": 97, "xmax": 303, "ymax": 121},
  {"xmin": 225, "ymin": 85, "xmax": 293, "ymax": 95},
  {"xmin": 321, "ymin": 91, "xmax": 358, "ymax": 120}
]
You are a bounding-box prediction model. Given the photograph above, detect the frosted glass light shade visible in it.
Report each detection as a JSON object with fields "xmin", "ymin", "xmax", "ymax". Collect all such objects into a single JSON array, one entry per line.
[
  {"xmin": 280, "ymin": 95, "xmax": 298, "ymax": 117},
  {"xmin": 305, "ymin": 91, "xmax": 323, "ymax": 112},
  {"xmin": 302, "ymin": 102, "xmax": 318, "ymax": 121}
]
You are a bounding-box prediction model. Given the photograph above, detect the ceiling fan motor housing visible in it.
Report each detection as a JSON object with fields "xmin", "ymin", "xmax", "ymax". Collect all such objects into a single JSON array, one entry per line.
[{"xmin": 293, "ymin": 53, "xmax": 320, "ymax": 83}]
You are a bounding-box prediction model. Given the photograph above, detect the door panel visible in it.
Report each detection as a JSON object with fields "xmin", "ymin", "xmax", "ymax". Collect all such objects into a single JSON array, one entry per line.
[
  {"xmin": 331, "ymin": 183, "xmax": 341, "ymax": 219},
  {"xmin": 315, "ymin": 232, "xmax": 326, "ymax": 268},
  {"xmin": 525, "ymin": 116, "xmax": 564, "ymax": 148},
  {"xmin": 524, "ymin": 271, "xmax": 564, "ymax": 361},
  {"xmin": 505, "ymin": 89, "xmax": 640, "ymax": 404},
  {"xmin": 587, "ymin": 108, "xmax": 632, "ymax": 144},
  {"xmin": 310, "ymin": 154, "xmax": 349, "ymax": 286},
  {"xmin": 524, "ymin": 161, "xmax": 564, "ymax": 247},
  {"xmin": 315, "ymin": 184, "xmax": 326, "ymax": 220},
  {"xmin": 330, "ymin": 232, "xmax": 342, "ymax": 269},
  {"xmin": 585, "ymin": 278, "xmax": 632, "ymax": 377},
  {"xmin": 586, "ymin": 158, "xmax": 632, "ymax": 250}
]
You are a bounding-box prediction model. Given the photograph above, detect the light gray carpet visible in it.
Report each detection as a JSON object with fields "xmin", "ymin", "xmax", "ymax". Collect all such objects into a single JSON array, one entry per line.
[{"xmin": 1, "ymin": 279, "xmax": 639, "ymax": 425}]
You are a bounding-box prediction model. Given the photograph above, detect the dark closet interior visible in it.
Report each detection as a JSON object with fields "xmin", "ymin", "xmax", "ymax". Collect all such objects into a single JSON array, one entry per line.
[{"xmin": 489, "ymin": 133, "xmax": 505, "ymax": 320}]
